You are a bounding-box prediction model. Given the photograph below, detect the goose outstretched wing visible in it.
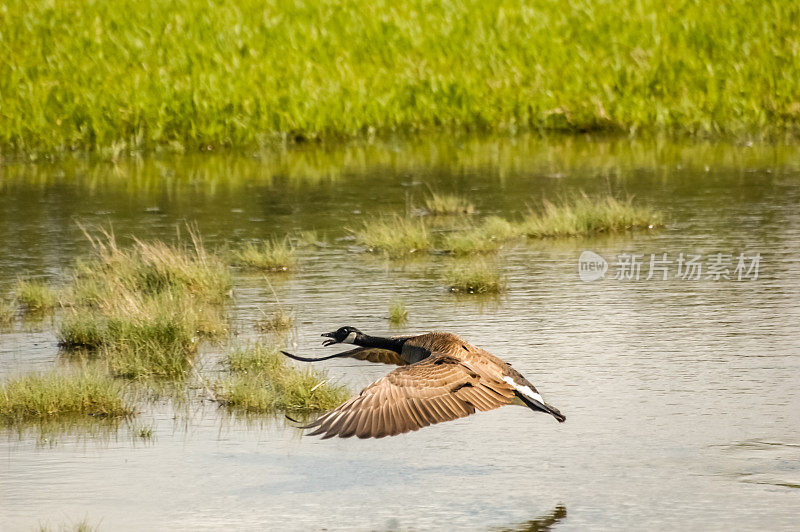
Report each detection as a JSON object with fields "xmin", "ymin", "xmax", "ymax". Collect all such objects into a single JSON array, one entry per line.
[{"xmin": 302, "ymin": 352, "xmax": 516, "ymax": 439}]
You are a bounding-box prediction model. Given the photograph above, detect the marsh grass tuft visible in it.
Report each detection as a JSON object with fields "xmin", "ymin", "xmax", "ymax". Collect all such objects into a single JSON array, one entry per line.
[
  {"xmin": 135, "ymin": 425, "xmax": 153, "ymax": 439},
  {"xmin": 439, "ymin": 215, "xmax": 521, "ymax": 255},
  {"xmin": 480, "ymin": 215, "xmax": 521, "ymax": 240},
  {"xmin": 59, "ymin": 292, "xmax": 220, "ymax": 379},
  {"xmin": 58, "ymin": 313, "xmax": 106, "ymax": 350},
  {"xmin": 356, "ymin": 213, "xmax": 523, "ymax": 258},
  {"xmin": 389, "ymin": 299, "xmax": 409, "ymax": 325},
  {"xmin": 444, "ymin": 259, "xmax": 507, "ymax": 294},
  {"xmin": 38, "ymin": 519, "xmax": 99, "ymax": 532},
  {"xmin": 295, "ymin": 230, "xmax": 322, "ymax": 247},
  {"xmin": 440, "ymin": 232, "xmax": 499, "ymax": 255},
  {"xmin": 78, "ymin": 226, "xmax": 231, "ymax": 303},
  {"xmin": 58, "ymin": 227, "xmax": 230, "ymax": 379},
  {"xmin": 354, "ymin": 215, "xmax": 432, "ymax": 257},
  {"xmin": 424, "ymin": 193, "xmax": 475, "ymax": 216},
  {"xmin": 256, "ymin": 307, "xmax": 294, "ymax": 332},
  {"xmin": 0, "ymin": 369, "xmax": 134, "ymax": 425},
  {"xmin": 440, "ymin": 226, "xmax": 501, "ymax": 255},
  {"xmin": 231, "ymin": 238, "xmax": 296, "ymax": 272},
  {"xmin": 15, "ymin": 279, "xmax": 59, "ymax": 314},
  {"xmin": 216, "ymin": 344, "xmax": 349, "ymax": 413},
  {"xmin": 523, "ymin": 195, "xmax": 663, "ymax": 238},
  {"xmin": 0, "ymin": 297, "xmax": 15, "ymax": 326}
]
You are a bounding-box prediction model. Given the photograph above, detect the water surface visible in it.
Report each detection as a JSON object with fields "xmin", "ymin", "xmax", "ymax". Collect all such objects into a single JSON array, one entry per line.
[{"xmin": 1, "ymin": 135, "xmax": 799, "ymax": 530}]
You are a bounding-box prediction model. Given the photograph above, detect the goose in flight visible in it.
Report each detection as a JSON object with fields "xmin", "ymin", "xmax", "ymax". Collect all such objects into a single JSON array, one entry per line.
[{"xmin": 281, "ymin": 326, "xmax": 565, "ymax": 439}]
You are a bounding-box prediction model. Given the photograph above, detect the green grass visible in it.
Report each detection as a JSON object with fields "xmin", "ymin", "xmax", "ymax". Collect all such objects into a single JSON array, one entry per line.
[
  {"xmin": 230, "ymin": 239, "xmax": 296, "ymax": 272},
  {"xmin": 216, "ymin": 344, "xmax": 350, "ymax": 413},
  {"xmin": 14, "ymin": 279, "xmax": 59, "ymax": 314},
  {"xmin": 523, "ymin": 195, "xmax": 663, "ymax": 237},
  {"xmin": 444, "ymin": 259, "xmax": 507, "ymax": 294},
  {"xmin": 354, "ymin": 215, "xmax": 432, "ymax": 257},
  {"xmin": 3, "ymin": 0, "xmax": 798, "ymax": 157},
  {"xmin": 389, "ymin": 299, "xmax": 409, "ymax": 325},
  {"xmin": 0, "ymin": 369, "xmax": 134, "ymax": 425},
  {"xmin": 424, "ymin": 193, "xmax": 475, "ymax": 215}
]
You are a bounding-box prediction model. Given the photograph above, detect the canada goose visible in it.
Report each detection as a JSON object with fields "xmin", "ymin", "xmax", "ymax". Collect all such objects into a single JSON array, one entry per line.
[{"xmin": 281, "ymin": 326, "xmax": 565, "ymax": 439}]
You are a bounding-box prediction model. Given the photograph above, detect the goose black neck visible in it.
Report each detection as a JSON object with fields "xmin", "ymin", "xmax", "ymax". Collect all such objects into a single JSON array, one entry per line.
[{"xmin": 355, "ymin": 334, "xmax": 406, "ymax": 353}]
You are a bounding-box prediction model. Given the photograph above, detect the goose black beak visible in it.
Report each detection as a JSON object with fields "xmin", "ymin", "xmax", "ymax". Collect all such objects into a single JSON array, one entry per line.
[{"xmin": 321, "ymin": 332, "xmax": 337, "ymax": 347}]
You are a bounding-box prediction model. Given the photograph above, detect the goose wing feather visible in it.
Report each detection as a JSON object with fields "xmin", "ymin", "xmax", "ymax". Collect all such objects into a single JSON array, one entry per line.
[{"xmin": 304, "ymin": 352, "xmax": 516, "ymax": 439}]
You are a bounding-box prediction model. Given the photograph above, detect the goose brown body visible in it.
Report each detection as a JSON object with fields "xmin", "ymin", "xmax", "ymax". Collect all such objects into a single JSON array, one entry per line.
[{"xmin": 283, "ymin": 330, "xmax": 565, "ymax": 439}]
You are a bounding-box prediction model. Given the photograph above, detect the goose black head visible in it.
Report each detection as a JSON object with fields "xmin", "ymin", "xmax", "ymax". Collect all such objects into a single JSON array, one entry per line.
[{"xmin": 321, "ymin": 326, "xmax": 363, "ymax": 347}]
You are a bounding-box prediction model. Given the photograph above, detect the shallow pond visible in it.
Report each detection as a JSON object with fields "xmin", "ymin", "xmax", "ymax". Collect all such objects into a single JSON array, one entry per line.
[{"xmin": 1, "ymin": 135, "xmax": 799, "ymax": 530}]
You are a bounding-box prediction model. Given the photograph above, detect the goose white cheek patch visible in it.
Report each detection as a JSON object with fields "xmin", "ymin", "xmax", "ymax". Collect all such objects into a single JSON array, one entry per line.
[
  {"xmin": 504, "ymin": 376, "xmax": 544, "ymax": 404},
  {"xmin": 343, "ymin": 332, "xmax": 357, "ymax": 344}
]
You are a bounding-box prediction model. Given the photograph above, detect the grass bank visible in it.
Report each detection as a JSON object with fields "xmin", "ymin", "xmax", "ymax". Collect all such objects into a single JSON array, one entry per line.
[{"xmin": 2, "ymin": 0, "xmax": 798, "ymax": 157}]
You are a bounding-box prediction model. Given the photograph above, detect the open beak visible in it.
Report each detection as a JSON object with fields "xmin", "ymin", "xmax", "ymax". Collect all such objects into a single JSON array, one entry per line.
[{"xmin": 321, "ymin": 332, "xmax": 337, "ymax": 347}]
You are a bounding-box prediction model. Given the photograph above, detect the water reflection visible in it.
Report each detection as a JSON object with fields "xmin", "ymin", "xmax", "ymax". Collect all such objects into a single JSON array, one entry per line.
[
  {"xmin": 714, "ymin": 439, "xmax": 800, "ymax": 492},
  {"xmin": 500, "ymin": 505, "xmax": 567, "ymax": 532},
  {"xmin": 3, "ymin": 134, "xmax": 799, "ymax": 191},
  {"xmin": 3, "ymin": 417, "xmax": 137, "ymax": 448}
]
